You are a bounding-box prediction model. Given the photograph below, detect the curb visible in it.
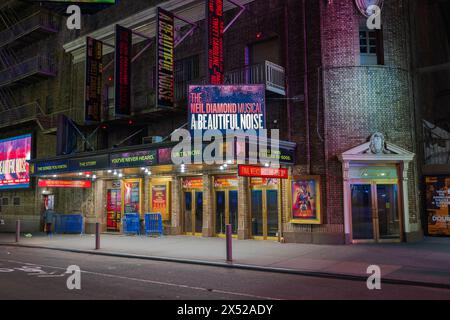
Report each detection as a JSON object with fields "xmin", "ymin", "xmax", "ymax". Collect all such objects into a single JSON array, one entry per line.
[{"xmin": 2, "ymin": 242, "xmax": 450, "ymax": 290}]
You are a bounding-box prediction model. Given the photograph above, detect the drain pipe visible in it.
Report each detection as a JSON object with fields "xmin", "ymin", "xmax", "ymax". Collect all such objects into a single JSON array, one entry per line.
[
  {"xmin": 302, "ymin": 0, "xmax": 311, "ymax": 175},
  {"xmin": 284, "ymin": 4, "xmax": 292, "ymax": 141}
]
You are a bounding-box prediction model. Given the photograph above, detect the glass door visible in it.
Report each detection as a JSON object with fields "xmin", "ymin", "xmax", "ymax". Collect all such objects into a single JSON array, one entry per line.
[
  {"xmin": 183, "ymin": 190, "xmax": 203, "ymax": 235},
  {"xmin": 350, "ymin": 182, "xmax": 402, "ymax": 242},
  {"xmin": 215, "ymin": 190, "xmax": 239, "ymax": 236},
  {"xmin": 251, "ymin": 189, "xmax": 279, "ymax": 239}
]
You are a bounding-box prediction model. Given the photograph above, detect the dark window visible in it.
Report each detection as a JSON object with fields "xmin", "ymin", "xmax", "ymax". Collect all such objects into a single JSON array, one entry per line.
[
  {"xmin": 13, "ymin": 197, "xmax": 20, "ymax": 206},
  {"xmin": 359, "ymin": 28, "xmax": 384, "ymax": 65},
  {"xmin": 2, "ymin": 198, "xmax": 8, "ymax": 206},
  {"xmin": 174, "ymin": 55, "xmax": 200, "ymax": 83}
]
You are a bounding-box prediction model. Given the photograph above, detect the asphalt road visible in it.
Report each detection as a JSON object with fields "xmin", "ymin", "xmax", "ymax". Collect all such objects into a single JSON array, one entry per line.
[{"xmin": 0, "ymin": 246, "xmax": 449, "ymax": 300}]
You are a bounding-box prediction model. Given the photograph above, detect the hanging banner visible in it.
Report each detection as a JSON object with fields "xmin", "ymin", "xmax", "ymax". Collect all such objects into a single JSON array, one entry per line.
[
  {"xmin": 426, "ymin": 176, "xmax": 450, "ymax": 236},
  {"xmin": 214, "ymin": 176, "xmax": 238, "ymax": 188},
  {"xmin": 182, "ymin": 177, "xmax": 203, "ymax": 189},
  {"xmin": 206, "ymin": 0, "xmax": 224, "ymax": 84},
  {"xmin": 188, "ymin": 85, "xmax": 266, "ymax": 135},
  {"xmin": 115, "ymin": 25, "xmax": 132, "ymax": 116},
  {"xmin": 85, "ymin": 37, "xmax": 103, "ymax": 122},
  {"xmin": 156, "ymin": 7, "xmax": 175, "ymax": 108}
]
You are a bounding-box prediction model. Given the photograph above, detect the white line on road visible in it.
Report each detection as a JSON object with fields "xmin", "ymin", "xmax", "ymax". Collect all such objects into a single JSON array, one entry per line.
[{"xmin": 0, "ymin": 258, "xmax": 280, "ymax": 300}]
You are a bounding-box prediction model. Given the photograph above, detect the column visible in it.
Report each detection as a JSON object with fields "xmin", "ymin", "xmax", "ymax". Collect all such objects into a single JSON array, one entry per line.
[
  {"xmin": 342, "ymin": 162, "xmax": 351, "ymax": 244},
  {"xmin": 202, "ymin": 173, "xmax": 214, "ymax": 237},
  {"xmin": 171, "ymin": 176, "xmax": 182, "ymax": 235},
  {"xmin": 238, "ymin": 176, "xmax": 250, "ymax": 239}
]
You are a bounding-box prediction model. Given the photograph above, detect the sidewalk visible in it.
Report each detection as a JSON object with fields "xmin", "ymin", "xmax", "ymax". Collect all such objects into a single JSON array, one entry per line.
[{"xmin": 1, "ymin": 233, "xmax": 449, "ymax": 287}]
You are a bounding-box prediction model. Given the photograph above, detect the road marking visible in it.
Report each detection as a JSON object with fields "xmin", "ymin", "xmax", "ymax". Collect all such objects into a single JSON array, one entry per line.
[{"xmin": 0, "ymin": 258, "xmax": 280, "ymax": 300}]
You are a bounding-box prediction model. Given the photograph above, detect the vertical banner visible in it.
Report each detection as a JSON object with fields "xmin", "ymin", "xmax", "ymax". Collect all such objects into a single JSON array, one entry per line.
[
  {"xmin": 206, "ymin": 0, "xmax": 224, "ymax": 85},
  {"xmin": 115, "ymin": 25, "xmax": 132, "ymax": 116},
  {"xmin": 85, "ymin": 37, "xmax": 103, "ymax": 122},
  {"xmin": 156, "ymin": 7, "xmax": 175, "ymax": 108}
]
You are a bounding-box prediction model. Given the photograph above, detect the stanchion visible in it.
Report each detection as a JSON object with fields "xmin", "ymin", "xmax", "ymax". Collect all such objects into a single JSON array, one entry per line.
[
  {"xmin": 15, "ymin": 220, "xmax": 20, "ymax": 243},
  {"xmin": 226, "ymin": 224, "xmax": 232, "ymax": 262},
  {"xmin": 95, "ymin": 222, "xmax": 100, "ymax": 250}
]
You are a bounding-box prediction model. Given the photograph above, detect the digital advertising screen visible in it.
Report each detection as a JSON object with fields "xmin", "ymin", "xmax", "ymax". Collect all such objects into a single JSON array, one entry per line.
[{"xmin": 0, "ymin": 134, "xmax": 32, "ymax": 190}]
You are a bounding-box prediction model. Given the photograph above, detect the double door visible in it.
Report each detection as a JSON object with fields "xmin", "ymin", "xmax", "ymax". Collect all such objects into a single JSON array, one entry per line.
[
  {"xmin": 351, "ymin": 181, "xmax": 402, "ymax": 242},
  {"xmin": 215, "ymin": 190, "xmax": 238, "ymax": 236},
  {"xmin": 183, "ymin": 191, "xmax": 203, "ymax": 235},
  {"xmin": 251, "ymin": 189, "xmax": 279, "ymax": 240}
]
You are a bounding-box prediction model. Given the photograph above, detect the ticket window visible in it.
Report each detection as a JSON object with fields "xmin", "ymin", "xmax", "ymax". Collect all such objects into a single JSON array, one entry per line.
[
  {"xmin": 250, "ymin": 178, "xmax": 280, "ymax": 240},
  {"xmin": 182, "ymin": 177, "xmax": 203, "ymax": 236}
]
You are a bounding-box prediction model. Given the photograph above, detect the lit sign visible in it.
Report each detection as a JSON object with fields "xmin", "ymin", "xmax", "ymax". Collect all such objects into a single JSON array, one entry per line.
[
  {"xmin": 156, "ymin": 7, "xmax": 175, "ymax": 108},
  {"xmin": 238, "ymin": 165, "xmax": 288, "ymax": 179},
  {"xmin": 206, "ymin": 0, "xmax": 224, "ymax": 84},
  {"xmin": 188, "ymin": 85, "xmax": 266, "ymax": 134},
  {"xmin": 111, "ymin": 150, "xmax": 157, "ymax": 169},
  {"xmin": 38, "ymin": 179, "xmax": 92, "ymax": 189},
  {"xmin": 28, "ymin": 1, "xmax": 115, "ymax": 3},
  {"xmin": 85, "ymin": 37, "xmax": 103, "ymax": 122},
  {"xmin": 0, "ymin": 135, "xmax": 32, "ymax": 189},
  {"xmin": 115, "ymin": 25, "xmax": 132, "ymax": 116}
]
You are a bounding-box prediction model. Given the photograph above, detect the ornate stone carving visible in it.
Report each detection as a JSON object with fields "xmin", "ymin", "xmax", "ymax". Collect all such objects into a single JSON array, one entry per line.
[{"xmin": 368, "ymin": 132, "xmax": 390, "ymax": 155}]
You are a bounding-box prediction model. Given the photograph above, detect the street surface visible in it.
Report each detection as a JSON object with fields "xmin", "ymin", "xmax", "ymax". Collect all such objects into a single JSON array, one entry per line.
[{"xmin": 0, "ymin": 246, "xmax": 449, "ymax": 300}]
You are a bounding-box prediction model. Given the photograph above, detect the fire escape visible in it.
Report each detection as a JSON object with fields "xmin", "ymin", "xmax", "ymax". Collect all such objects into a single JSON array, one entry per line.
[{"xmin": 0, "ymin": 0, "xmax": 59, "ymax": 132}]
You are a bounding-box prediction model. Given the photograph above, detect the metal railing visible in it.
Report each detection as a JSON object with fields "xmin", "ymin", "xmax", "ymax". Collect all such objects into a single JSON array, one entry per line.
[
  {"xmin": 0, "ymin": 101, "xmax": 42, "ymax": 128},
  {"xmin": 0, "ymin": 11, "xmax": 59, "ymax": 48},
  {"xmin": 0, "ymin": 55, "xmax": 56, "ymax": 87},
  {"xmin": 423, "ymin": 121, "xmax": 450, "ymax": 165},
  {"xmin": 224, "ymin": 61, "xmax": 286, "ymax": 95}
]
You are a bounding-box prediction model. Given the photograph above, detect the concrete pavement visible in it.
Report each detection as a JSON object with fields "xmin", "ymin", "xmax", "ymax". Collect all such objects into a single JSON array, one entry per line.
[{"xmin": 0, "ymin": 233, "xmax": 449, "ymax": 288}]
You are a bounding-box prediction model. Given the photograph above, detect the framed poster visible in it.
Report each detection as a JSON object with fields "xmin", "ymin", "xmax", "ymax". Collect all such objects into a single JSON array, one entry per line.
[
  {"xmin": 122, "ymin": 179, "xmax": 142, "ymax": 215},
  {"xmin": 290, "ymin": 175, "xmax": 322, "ymax": 224},
  {"xmin": 150, "ymin": 181, "xmax": 171, "ymax": 222},
  {"xmin": 425, "ymin": 175, "xmax": 450, "ymax": 236}
]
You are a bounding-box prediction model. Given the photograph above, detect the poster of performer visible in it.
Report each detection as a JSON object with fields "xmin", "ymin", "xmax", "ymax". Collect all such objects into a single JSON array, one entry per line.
[
  {"xmin": 425, "ymin": 175, "xmax": 450, "ymax": 236},
  {"xmin": 291, "ymin": 176, "xmax": 321, "ymax": 224}
]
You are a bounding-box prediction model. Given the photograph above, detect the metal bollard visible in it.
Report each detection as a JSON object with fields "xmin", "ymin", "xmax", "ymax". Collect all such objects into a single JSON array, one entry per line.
[
  {"xmin": 15, "ymin": 220, "xmax": 20, "ymax": 243},
  {"xmin": 95, "ymin": 222, "xmax": 100, "ymax": 250},
  {"xmin": 226, "ymin": 224, "xmax": 232, "ymax": 262}
]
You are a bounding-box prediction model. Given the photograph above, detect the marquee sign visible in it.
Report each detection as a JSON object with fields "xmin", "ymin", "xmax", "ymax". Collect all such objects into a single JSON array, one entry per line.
[
  {"xmin": 38, "ymin": 179, "xmax": 92, "ymax": 189},
  {"xmin": 156, "ymin": 7, "xmax": 175, "ymax": 109},
  {"xmin": 206, "ymin": 0, "xmax": 224, "ymax": 84},
  {"xmin": 85, "ymin": 37, "xmax": 103, "ymax": 122},
  {"xmin": 354, "ymin": 0, "xmax": 384, "ymax": 17},
  {"xmin": 115, "ymin": 25, "xmax": 132, "ymax": 116},
  {"xmin": 238, "ymin": 165, "xmax": 288, "ymax": 179}
]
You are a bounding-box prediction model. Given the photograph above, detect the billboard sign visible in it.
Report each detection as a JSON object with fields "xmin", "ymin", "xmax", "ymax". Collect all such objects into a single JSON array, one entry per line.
[
  {"xmin": 0, "ymin": 135, "xmax": 32, "ymax": 190},
  {"xmin": 85, "ymin": 37, "xmax": 103, "ymax": 122},
  {"xmin": 426, "ymin": 176, "xmax": 450, "ymax": 236},
  {"xmin": 38, "ymin": 179, "xmax": 92, "ymax": 189},
  {"xmin": 188, "ymin": 85, "xmax": 266, "ymax": 135},
  {"xmin": 206, "ymin": 0, "xmax": 224, "ymax": 84},
  {"xmin": 115, "ymin": 25, "xmax": 132, "ymax": 116},
  {"xmin": 111, "ymin": 149, "xmax": 157, "ymax": 169},
  {"xmin": 156, "ymin": 7, "xmax": 175, "ymax": 108},
  {"xmin": 238, "ymin": 165, "xmax": 288, "ymax": 179}
]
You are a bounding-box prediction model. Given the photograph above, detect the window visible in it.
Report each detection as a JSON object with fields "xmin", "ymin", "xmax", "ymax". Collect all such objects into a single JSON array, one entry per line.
[
  {"xmin": 359, "ymin": 28, "xmax": 384, "ymax": 65},
  {"xmin": 13, "ymin": 197, "xmax": 20, "ymax": 206},
  {"xmin": 2, "ymin": 198, "xmax": 8, "ymax": 206},
  {"xmin": 174, "ymin": 55, "xmax": 200, "ymax": 83}
]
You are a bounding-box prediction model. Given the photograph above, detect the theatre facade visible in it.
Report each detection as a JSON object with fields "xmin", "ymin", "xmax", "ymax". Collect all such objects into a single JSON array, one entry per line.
[{"xmin": 0, "ymin": 0, "xmax": 424, "ymax": 244}]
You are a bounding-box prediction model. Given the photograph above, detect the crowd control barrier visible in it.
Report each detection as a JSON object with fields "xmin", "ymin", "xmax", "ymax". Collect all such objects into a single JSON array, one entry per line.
[
  {"xmin": 122, "ymin": 213, "xmax": 141, "ymax": 235},
  {"xmin": 54, "ymin": 214, "xmax": 83, "ymax": 234},
  {"xmin": 144, "ymin": 213, "xmax": 163, "ymax": 237}
]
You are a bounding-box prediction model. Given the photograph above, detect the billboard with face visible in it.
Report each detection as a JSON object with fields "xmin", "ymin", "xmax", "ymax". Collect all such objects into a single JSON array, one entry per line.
[{"xmin": 0, "ymin": 135, "xmax": 32, "ymax": 190}]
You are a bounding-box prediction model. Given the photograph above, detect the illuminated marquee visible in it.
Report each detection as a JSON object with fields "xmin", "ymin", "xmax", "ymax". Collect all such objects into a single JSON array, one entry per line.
[
  {"xmin": 115, "ymin": 25, "xmax": 132, "ymax": 116},
  {"xmin": 85, "ymin": 37, "xmax": 103, "ymax": 122},
  {"xmin": 207, "ymin": 0, "xmax": 224, "ymax": 85},
  {"xmin": 0, "ymin": 135, "xmax": 32, "ymax": 190},
  {"xmin": 156, "ymin": 7, "xmax": 175, "ymax": 108}
]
